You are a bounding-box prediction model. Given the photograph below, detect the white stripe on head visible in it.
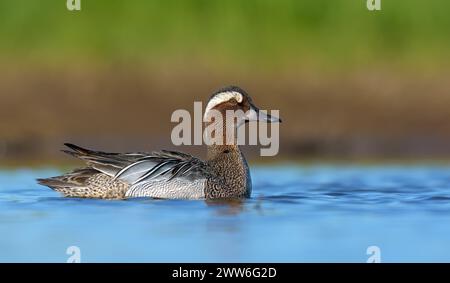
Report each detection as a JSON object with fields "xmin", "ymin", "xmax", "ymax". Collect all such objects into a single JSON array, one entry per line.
[{"xmin": 204, "ymin": 91, "xmax": 243, "ymax": 120}]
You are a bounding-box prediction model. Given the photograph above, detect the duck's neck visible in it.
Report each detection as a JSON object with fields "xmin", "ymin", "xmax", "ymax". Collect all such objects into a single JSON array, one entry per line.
[
  {"xmin": 206, "ymin": 144, "xmax": 251, "ymax": 197},
  {"xmin": 203, "ymin": 113, "xmax": 251, "ymax": 197}
]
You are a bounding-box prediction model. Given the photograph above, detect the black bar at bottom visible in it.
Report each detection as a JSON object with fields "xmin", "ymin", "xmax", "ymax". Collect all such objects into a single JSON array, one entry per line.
[{"xmin": 0, "ymin": 263, "xmax": 448, "ymax": 281}]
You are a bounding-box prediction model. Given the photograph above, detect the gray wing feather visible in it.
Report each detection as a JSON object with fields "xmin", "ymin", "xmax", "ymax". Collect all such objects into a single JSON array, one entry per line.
[
  {"xmin": 62, "ymin": 143, "xmax": 149, "ymax": 176},
  {"xmin": 129, "ymin": 160, "xmax": 174, "ymax": 184}
]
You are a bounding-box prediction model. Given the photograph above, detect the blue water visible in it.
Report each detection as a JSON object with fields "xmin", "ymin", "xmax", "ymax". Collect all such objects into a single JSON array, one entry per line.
[{"xmin": 1, "ymin": 164, "xmax": 450, "ymax": 262}]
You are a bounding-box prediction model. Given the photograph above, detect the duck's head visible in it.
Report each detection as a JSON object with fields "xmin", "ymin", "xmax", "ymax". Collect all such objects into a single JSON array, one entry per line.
[{"xmin": 203, "ymin": 86, "xmax": 282, "ymax": 127}]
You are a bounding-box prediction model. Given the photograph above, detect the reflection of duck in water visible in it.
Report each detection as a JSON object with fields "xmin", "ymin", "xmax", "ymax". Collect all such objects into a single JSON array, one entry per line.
[
  {"xmin": 205, "ymin": 199, "xmax": 247, "ymax": 215},
  {"xmin": 38, "ymin": 86, "xmax": 281, "ymax": 199}
]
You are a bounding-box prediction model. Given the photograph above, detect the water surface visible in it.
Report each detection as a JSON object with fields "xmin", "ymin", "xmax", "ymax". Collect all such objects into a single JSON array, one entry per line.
[{"xmin": 1, "ymin": 164, "xmax": 450, "ymax": 262}]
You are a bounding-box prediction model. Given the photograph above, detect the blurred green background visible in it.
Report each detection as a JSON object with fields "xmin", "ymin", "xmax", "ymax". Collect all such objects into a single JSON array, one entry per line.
[{"xmin": 0, "ymin": 0, "xmax": 449, "ymax": 163}]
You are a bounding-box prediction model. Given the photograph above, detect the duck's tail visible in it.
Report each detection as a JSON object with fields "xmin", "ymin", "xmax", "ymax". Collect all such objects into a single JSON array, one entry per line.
[
  {"xmin": 37, "ymin": 143, "xmax": 144, "ymax": 199},
  {"xmin": 37, "ymin": 168, "xmax": 99, "ymax": 197}
]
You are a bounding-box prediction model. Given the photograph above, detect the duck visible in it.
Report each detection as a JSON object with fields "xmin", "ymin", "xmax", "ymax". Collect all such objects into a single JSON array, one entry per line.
[{"xmin": 37, "ymin": 86, "xmax": 281, "ymax": 199}]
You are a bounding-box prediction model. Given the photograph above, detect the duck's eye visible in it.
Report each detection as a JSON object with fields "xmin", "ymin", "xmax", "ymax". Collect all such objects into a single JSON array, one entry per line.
[{"xmin": 231, "ymin": 98, "xmax": 243, "ymax": 105}]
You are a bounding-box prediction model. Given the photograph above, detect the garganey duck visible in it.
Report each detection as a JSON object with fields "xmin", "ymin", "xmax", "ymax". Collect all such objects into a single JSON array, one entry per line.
[{"xmin": 37, "ymin": 86, "xmax": 281, "ymax": 199}]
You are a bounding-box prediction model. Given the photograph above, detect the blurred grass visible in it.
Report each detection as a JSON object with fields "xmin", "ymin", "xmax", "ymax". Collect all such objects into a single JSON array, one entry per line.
[
  {"xmin": 1, "ymin": 0, "xmax": 450, "ymax": 162},
  {"xmin": 0, "ymin": 0, "xmax": 449, "ymax": 69}
]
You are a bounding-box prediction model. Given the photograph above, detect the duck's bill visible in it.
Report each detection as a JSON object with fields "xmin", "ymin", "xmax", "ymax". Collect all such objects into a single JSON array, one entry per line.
[
  {"xmin": 246, "ymin": 105, "xmax": 282, "ymax": 123},
  {"xmin": 257, "ymin": 109, "xmax": 282, "ymax": 123}
]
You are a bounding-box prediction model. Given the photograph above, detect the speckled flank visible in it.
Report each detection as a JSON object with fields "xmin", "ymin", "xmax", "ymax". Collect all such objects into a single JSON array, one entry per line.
[
  {"xmin": 126, "ymin": 179, "xmax": 206, "ymax": 199},
  {"xmin": 54, "ymin": 174, "xmax": 129, "ymax": 199}
]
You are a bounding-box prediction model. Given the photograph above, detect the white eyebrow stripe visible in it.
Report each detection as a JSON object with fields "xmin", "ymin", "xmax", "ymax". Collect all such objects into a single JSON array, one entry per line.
[{"xmin": 203, "ymin": 91, "xmax": 243, "ymax": 120}]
